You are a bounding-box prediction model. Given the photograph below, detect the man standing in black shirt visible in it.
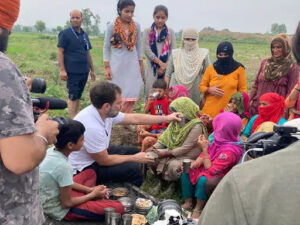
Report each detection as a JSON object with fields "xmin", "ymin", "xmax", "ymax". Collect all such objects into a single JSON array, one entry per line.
[{"xmin": 58, "ymin": 9, "xmax": 96, "ymax": 118}]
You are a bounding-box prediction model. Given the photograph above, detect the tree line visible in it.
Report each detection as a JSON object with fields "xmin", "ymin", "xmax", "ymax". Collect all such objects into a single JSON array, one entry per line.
[{"xmin": 13, "ymin": 8, "xmax": 101, "ymax": 36}]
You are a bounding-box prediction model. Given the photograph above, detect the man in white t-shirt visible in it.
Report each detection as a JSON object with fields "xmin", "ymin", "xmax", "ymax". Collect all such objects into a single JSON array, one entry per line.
[{"xmin": 69, "ymin": 81, "xmax": 180, "ymax": 186}]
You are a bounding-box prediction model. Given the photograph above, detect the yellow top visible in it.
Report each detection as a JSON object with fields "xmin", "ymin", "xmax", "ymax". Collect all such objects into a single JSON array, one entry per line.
[{"xmin": 199, "ymin": 65, "xmax": 247, "ymax": 118}]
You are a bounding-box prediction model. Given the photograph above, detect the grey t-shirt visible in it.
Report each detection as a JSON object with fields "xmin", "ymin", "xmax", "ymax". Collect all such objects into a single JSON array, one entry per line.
[
  {"xmin": 198, "ymin": 140, "xmax": 300, "ymax": 225},
  {"xmin": 0, "ymin": 52, "xmax": 44, "ymax": 225}
]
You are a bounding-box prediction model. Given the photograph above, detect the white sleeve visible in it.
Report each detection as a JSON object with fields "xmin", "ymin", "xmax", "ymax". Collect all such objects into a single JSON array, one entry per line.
[
  {"xmin": 83, "ymin": 127, "xmax": 107, "ymax": 153},
  {"xmin": 112, "ymin": 112, "xmax": 125, "ymax": 125},
  {"xmin": 103, "ymin": 22, "xmax": 114, "ymax": 61}
]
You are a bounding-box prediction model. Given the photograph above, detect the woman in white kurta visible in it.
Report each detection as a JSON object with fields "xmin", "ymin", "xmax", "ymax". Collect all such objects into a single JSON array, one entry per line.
[{"xmin": 103, "ymin": 0, "xmax": 143, "ymax": 113}]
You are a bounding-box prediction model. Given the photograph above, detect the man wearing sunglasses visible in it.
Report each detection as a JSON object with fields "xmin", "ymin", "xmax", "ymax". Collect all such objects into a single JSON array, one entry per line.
[{"xmin": 58, "ymin": 9, "xmax": 96, "ymax": 119}]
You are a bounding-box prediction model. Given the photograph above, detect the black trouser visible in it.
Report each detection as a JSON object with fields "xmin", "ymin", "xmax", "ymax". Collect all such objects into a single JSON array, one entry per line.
[{"xmin": 85, "ymin": 146, "xmax": 143, "ymax": 187}]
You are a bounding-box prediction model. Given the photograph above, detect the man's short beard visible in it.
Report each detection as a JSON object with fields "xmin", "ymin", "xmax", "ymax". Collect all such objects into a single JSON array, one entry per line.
[
  {"xmin": 0, "ymin": 27, "xmax": 9, "ymax": 53},
  {"xmin": 106, "ymin": 105, "xmax": 119, "ymax": 118}
]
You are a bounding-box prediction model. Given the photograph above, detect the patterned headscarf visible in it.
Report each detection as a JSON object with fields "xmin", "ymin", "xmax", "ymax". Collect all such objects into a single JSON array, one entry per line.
[
  {"xmin": 149, "ymin": 23, "xmax": 170, "ymax": 76},
  {"xmin": 111, "ymin": 16, "xmax": 137, "ymax": 51},
  {"xmin": 158, "ymin": 97, "xmax": 207, "ymax": 149},
  {"xmin": 263, "ymin": 33, "xmax": 294, "ymax": 81},
  {"xmin": 251, "ymin": 92, "xmax": 285, "ymax": 133},
  {"xmin": 230, "ymin": 91, "xmax": 250, "ymax": 118}
]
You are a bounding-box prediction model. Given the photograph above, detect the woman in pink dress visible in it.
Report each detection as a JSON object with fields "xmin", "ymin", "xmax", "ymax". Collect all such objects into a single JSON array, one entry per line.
[{"xmin": 180, "ymin": 112, "xmax": 243, "ymax": 219}]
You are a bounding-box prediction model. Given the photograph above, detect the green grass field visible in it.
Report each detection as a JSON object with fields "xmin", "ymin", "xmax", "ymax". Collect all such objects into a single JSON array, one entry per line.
[{"xmin": 6, "ymin": 32, "xmax": 271, "ymax": 117}]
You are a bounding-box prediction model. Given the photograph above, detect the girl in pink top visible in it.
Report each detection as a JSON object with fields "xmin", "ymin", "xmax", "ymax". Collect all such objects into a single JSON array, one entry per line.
[{"xmin": 181, "ymin": 112, "xmax": 243, "ymax": 219}]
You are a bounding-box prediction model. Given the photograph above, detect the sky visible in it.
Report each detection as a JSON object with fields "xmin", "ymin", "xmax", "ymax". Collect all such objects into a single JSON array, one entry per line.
[{"xmin": 17, "ymin": 0, "xmax": 300, "ymax": 34}]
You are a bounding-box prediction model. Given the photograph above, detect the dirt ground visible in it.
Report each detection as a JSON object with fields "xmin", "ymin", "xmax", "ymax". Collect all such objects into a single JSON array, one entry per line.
[{"xmin": 110, "ymin": 125, "xmax": 139, "ymax": 146}]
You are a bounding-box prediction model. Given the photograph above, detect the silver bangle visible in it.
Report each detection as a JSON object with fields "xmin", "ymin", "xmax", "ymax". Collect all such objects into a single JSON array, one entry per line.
[{"xmin": 35, "ymin": 134, "xmax": 49, "ymax": 145}]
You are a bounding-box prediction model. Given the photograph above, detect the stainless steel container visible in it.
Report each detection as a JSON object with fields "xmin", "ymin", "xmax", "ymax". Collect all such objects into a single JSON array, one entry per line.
[
  {"xmin": 182, "ymin": 159, "xmax": 191, "ymax": 173},
  {"xmin": 118, "ymin": 197, "xmax": 134, "ymax": 213},
  {"xmin": 111, "ymin": 212, "xmax": 121, "ymax": 225},
  {"xmin": 104, "ymin": 207, "xmax": 115, "ymax": 225},
  {"xmin": 122, "ymin": 214, "xmax": 133, "ymax": 225}
]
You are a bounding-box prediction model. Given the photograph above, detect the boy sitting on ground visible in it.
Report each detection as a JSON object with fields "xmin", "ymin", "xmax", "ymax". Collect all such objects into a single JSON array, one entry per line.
[
  {"xmin": 138, "ymin": 79, "xmax": 170, "ymax": 152},
  {"xmin": 39, "ymin": 119, "xmax": 124, "ymax": 221}
]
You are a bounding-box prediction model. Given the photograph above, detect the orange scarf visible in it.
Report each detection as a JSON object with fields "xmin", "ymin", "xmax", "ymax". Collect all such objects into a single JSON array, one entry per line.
[
  {"xmin": 111, "ymin": 17, "xmax": 137, "ymax": 51},
  {"xmin": 0, "ymin": 0, "xmax": 20, "ymax": 30}
]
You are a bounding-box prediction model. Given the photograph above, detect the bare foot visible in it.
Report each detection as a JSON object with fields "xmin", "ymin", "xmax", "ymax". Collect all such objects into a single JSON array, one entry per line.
[
  {"xmin": 181, "ymin": 200, "xmax": 193, "ymax": 210},
  {"xmin": 191, "ymin": 209, "xmax": 202, "ymax": 219}
]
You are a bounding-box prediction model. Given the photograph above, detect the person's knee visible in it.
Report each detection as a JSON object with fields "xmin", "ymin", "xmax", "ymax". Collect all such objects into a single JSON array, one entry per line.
[
  {"xmin": 124, "ymin": 162, "xmax": 143, "ymax": 186},
  {"xmin": 196, "ymin": 176, "xmax": 207, "ymax": 187},
  {"xmin": 113, "ymin": 201, "xmax": 125, "ymax": 214},
  {"xmin": 83, "ymin": 169, "xmax": 96, "ymax": 178},
  {"xmin": 142, "ymin": 137, "xmax": 157, "ymax": 150},
  {"xmin": 125, "ymin": 146, "xmax": 140, "ymax": 154},
  {"xmin": 125, "ymin": 162, "xmax": 142, "ymax": 176},
  {"xmin": 67, "ymin": 74, "xmax": 87, "ymax": 101},
  {"xmin": 68, "ymin": 93, "xmax": 81, "ymax": 101},
  {"xmin": 68, "ymin": 89, "xmax": 83, "ymax": 100},
  {"xmin": 164, "ymin": 160, "xmax": 181, "ymax": 181}
]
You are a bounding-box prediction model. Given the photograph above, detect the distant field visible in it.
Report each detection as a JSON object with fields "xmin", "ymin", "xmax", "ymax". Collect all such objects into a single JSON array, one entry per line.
[{"xmin": 6, "ymin": 32, "xmax": 272, "ymax": 117}]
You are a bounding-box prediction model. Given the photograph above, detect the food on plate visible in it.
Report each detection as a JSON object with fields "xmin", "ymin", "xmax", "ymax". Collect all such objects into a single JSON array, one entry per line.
[
  {"xmin": 135, "ymin": 198, "xmax": 153, "ymax": 208},
  {"xmin": 112, "ymin": 188, "xmax": 128, "ymax": 197},
  {"xmin": 131, "ymin": 214, "xmax": 147, "ymax": 225}
]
